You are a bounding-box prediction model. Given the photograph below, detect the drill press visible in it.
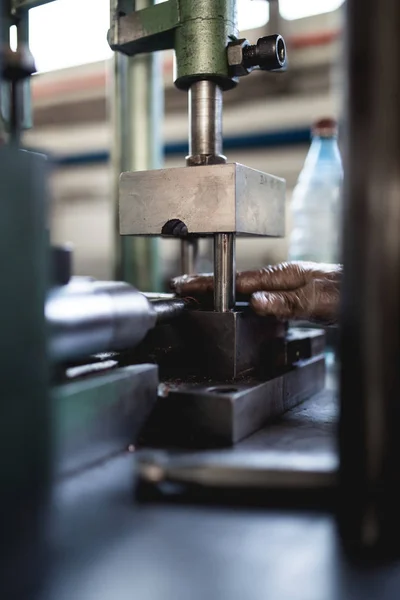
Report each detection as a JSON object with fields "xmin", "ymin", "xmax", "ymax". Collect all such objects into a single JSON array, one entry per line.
[{"xmin": 110, "ymin": 0, "xmax": 326, "ymax": 446}]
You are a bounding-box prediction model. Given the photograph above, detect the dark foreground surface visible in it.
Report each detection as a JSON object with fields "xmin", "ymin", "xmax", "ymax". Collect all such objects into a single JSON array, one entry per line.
[{"xmin": 25, "ymin": 368, "xmax": 400, "ymax": 599}]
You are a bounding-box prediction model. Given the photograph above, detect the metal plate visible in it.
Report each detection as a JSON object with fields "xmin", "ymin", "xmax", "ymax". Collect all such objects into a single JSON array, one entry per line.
[
  {"xmin": 119, "ymin": 162, "xmax": 285, "ymax": 236},
  {"xmin": 54, "ymin": 364, "xmax": 158, "ymax": 476},
  {"xmin": 142, "ymin": 356, "xmax": 326, "ymax": 447}
]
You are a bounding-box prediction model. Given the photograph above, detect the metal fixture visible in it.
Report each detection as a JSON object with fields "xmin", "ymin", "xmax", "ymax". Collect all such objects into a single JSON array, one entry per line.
[
  {"xmin": 119, "ymin": 163, "xmax": 285, "ymax": 236},
  {"xmin": 241, "ymin": 34, "xmax": 287, "ymax": 72},
  {"xmin": 186, "ymin": 79, "xmax": 233, "ymax": 309},
  {"xmin": 142, "ymin": 333, "xmax": 325, "ymax": 446},
  {"xmin": 111, "ymin": 0, "xmax": 287, "ymax": 312},
  {"xmin": 227, "ymin": 34, "xmax": 287, "ymax": 78}
]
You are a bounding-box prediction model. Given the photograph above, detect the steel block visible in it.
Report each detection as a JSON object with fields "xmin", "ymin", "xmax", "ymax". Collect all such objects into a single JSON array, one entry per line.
[
  {"xmin": 133, "ymin": 309, "xmax": 287, "ymax": 380},
  {"xmin": 142, "ymin": 356, "xmax": 326, "ymax": 447},
  {"xmin": 119, "ymin": 163, "xmax": 285, "ymax": 236},
  {"xmin": 133, "ymin": 309, "xmax": 324, "ymax": 381}
]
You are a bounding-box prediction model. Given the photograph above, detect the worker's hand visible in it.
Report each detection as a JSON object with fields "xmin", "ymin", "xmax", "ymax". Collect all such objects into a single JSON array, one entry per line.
[{"xmin": 171, "ymin": 261, "xmax": 342, "ymax": 324}]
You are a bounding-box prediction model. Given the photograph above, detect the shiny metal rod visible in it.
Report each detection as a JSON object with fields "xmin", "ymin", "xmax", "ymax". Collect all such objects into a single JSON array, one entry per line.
[
  {"xmin": 183, "ymin": 80, "xmax": 225, "ymax": 276},
  {"xmin": 186, "ymin": 80, "xmax": 235, "ymax": 311},
  {"xmin": 214, "ymin": 233, "xmax": 236, "ymax": 312},
  {"xmin": 187, "ymin": 80, "xmax": 224, "ymax": 164}
]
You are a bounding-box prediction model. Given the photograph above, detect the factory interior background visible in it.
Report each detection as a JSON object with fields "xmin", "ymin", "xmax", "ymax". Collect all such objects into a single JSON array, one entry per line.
[{"xmin": 21, "ymin": 0, "xmax": 343, "ymax": 287}]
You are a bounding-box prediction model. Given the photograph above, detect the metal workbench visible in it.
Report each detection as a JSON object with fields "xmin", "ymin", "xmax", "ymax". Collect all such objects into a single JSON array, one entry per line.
[{"xmin": 33, "ymin": 368, "xmax": 397, "ymax": 600}]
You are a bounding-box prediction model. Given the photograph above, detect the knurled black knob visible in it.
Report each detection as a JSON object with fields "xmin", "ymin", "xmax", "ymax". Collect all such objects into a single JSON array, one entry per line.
[{"xmin": 243, "ymin": 34, "xmax": 287, "ymax": 72}]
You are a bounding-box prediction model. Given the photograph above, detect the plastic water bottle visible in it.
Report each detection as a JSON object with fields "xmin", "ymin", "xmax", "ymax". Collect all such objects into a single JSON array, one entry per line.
[{"xmin": 288, "ymin": 118, "xmax": 343, "ymax": 263}]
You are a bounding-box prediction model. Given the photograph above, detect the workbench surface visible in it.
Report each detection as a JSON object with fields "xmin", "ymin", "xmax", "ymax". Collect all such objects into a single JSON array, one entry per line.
[{"xmin": 43, "ymin": 371, "xmax": 400, "ymax": 600}]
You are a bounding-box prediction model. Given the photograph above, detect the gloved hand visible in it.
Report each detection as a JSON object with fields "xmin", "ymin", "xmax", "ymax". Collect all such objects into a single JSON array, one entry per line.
[{"xmin": 171, "ymin": 261, "xmax": 342, "ymax": 324}]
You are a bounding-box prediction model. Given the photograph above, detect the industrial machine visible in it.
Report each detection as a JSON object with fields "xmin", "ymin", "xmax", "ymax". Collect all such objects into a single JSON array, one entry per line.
[
  {"xmin": 1, "ymin": 0, "xmax": 327, "ymax": 474},
  {"xmin": 4, "ymin": 0, "xmax": 400, "ymax": 598},
  {"xmin": 109, "ymin": 0, "xmax": 326, "ymax": 447}
]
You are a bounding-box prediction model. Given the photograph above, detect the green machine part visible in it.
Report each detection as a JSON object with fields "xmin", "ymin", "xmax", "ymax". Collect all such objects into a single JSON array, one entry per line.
[
  {"xmin": 174, "ymin": 0, "xmax": 238, "ymax": 89},
  {"xmin": 110, "ymin": 0, "xmax": 239, "ymax": 89}
]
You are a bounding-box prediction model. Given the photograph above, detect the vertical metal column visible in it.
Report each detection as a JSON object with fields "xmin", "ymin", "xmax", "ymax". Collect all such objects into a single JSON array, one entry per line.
[
  {"xmin": 16, "ymin": 7, "xmax": 33, "ymax": 130},
  {"xmin": 214, "ymin": 232, "xmax": 236, "ymax": 312},
  {"xmin": 340, "ymin": 0, "xmax": 400, "ymax": 553},
  {"xmin": 111, "ymin": 0, "xmax": 163, "ymax": 290},
  {"xmin": 187, "ymin": 80, "xmax": 224, "ymax": 163},
  {"xmin": 186, "ymin": 80, "xmax": 236, "ymax": 311},
  {"xmin": 0, "ymin": 149, "xmax": 50, "ymax": 597}
]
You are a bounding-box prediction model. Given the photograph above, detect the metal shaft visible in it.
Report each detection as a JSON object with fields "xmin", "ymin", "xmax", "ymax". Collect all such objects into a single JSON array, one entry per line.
[
  {"xmin": 47, "ymin": 281, "xmax": 157, "ymax": 363},
  {"xmin": 339, "ymin": 0, "xmax": 400, "ymax": 553},
  {"xmin": 187, "ymin": 80, "xmax": 224, "ymax": 164},
  {"xmin": 183, "ymin": 80, "xmax": 225, "ymax": 277},
  {"xmin": 187, "ymin": 80, "xmax": 235, "ymax": 311},
  {"xmin": 214, "ymin": 233, "xmax": 236, "ymax": 313},
  {"xmin": 46, "ymin": 281, "xmax": 188, "ymax": 363}
]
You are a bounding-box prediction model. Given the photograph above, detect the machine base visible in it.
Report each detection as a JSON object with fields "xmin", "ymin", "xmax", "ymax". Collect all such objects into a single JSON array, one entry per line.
[
  {"xmin": 54, "ymin": 363, "xmax": 159, "ymax": 476},
  {"xmin": 141, "ymin": 355, "xmax": 326, "ymax": 448}
]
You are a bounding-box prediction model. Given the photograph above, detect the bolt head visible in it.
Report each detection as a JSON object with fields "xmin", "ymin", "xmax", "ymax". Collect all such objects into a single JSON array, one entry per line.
[
  {"xmin": 256, "ymin": 35, "xmax": 287, "ymax": 72},
  {"xmin": 227, "ymin": 38, "xmax": 252, "ymax": 78}
]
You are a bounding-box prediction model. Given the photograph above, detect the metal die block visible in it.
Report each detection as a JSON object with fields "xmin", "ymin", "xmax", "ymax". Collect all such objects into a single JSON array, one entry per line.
[
  {"xmin": 54, "ymin": 364, "xmax": 158, "ymax": 476},
  {"xmin": 133, "ymin": 309, "xmax": 287, "ymax": 381},
  {"xmin": 143, "ymin": 356, "xmax": 326, "ymax": 448},
  {"xmin": 119, "ymin": 163, "xmax": 285, "ymax": 236},
  {"xmin": 133, "ymin": 311, "xmax": 324, "ymax": 381},
  {"xmin": 183, "ymin": 310, "xmax": 286, "ymax": 380}
]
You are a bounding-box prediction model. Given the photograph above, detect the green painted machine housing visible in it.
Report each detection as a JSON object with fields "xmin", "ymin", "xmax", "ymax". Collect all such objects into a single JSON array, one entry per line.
[{"xmin": 109, "ymin": 0, "xmax": 239, "ymax": 90}]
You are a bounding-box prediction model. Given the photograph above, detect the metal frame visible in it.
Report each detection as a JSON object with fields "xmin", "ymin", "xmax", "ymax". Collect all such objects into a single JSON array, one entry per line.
[
  {"xmin": 111, "ymin": 0, "xmax": 163, "ymax": 289},
  {"xmin": 11, "ymin": 0, "xmax": 56, "ymax": 11},
  {"xmin": 109, "ymin": 0, "xmax": 238, "ymax": 90},
  {"xmin": 0, "ymin": 144, "xmax": 50, "ymax": 594}
]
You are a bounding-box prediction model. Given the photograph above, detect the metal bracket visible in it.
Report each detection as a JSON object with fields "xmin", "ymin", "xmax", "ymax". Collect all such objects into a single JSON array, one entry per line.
[
  {"xmin": 109, "ymin": 0, "xmax": 180, "ymax": 55},
  {"xmin": 109, "ymin": 0, "xmax": 239, "ymax": 90},
  {"xmin": 11, "ymin": 0, "xmax": 56, "ymax": 12}
]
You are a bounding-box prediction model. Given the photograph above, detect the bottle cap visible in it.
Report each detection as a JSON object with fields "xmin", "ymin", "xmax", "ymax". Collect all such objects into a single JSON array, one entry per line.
[{"xmin": 312, "ymin": 118, "xmax": 338, "ymax": 138}]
